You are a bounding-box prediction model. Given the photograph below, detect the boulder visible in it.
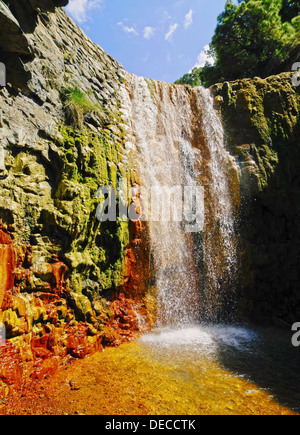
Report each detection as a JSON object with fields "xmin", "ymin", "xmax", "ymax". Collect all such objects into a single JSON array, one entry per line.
[
  {"xmin": 0, "ymin": 0, "xmax": 69, "ymax": 89},
  {"xmin": 0, "ymin": 1, "xmax": 33, "ymax": 56}
]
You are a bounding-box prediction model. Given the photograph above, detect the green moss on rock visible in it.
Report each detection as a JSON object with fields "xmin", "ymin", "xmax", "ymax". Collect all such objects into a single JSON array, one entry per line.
[
  {"xmin": 52, "ymin": 125, "xmax": 131, "ymax": 305},
  {"xmin": 215, "ymin": 72, "xmax": 300, "ymax": 323}
]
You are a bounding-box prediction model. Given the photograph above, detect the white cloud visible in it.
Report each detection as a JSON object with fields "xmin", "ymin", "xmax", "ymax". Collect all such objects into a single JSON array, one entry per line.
[
  {"xmin": 165, "ymin": 23, "xmax": 179, "ymax": 42},
  {"xmin": 118, "ymin": 22, "xmax": 139, "ymax": 37},
  {"xmin": 143, "ymin": 26, "xmax": 155, "ymax": 40},
  {"xmin": 191, "ymin": 45, "xmax": 215, "ymax": 70},
  {"xmin": 66, "ymin": 0, "xmax": 103, "ymax": 23},
  {"xmin": 184, "ymin": 9, "xmax": 193, "ymax": 29}
]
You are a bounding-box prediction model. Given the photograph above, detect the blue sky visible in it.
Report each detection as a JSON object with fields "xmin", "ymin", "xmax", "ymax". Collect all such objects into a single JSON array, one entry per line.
[{"xmin": 64, "ymin": 0, "xmax": 227, "ymax": 83}]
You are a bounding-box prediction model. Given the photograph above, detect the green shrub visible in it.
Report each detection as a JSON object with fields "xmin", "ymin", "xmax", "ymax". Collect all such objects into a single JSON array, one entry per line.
[{"xmin": 61, "ymin": 87, "xmax": 109, "ymax": 129}]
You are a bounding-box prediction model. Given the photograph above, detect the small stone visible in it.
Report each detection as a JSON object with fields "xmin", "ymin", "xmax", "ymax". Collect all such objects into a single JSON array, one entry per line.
[{"xmin": 69, "ymin": 380, "xmax": 80, "ymax": 391}]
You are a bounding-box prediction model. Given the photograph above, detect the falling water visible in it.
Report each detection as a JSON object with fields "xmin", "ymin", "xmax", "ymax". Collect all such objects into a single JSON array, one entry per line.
[
  {"xmin": 120, "ymin": 75, "xmax": 240, "ymax": 325},
  {"xmin": 193, "ymin": 86, "xmax": 241, "ymax": 321}
]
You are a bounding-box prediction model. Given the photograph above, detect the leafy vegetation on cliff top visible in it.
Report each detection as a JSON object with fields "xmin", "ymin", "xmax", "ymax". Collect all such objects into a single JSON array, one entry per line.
[{"xmin": 175, "ymin": 0, "xmax": 300, "ymax": 87}]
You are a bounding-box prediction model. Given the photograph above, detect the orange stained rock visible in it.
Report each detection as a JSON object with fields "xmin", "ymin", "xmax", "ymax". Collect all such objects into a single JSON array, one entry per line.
[
  {"xmin": 0, "ymin": 341, "xmax": 297, "ymax": 416},
  {"xmin": 49, "ymin": 256, "xmax": 69, "ymax": 297},
  {"xmin": 0, "ymin": 342, "xmax": 23, "ymax": 390},
  {"xmin": 109, "ymin": 294, "xmax": 150, "ymax": 342},
  {"xmin": 0, "ymin": 218, "xmax": 152, "ymax": 401},
  {"xmin": 0, "ymin": 228, "xmax": 17, "ymax": 309},
  {"xmin": 121, "ymin": 217, "xmax": 152, "ymax": 299}
]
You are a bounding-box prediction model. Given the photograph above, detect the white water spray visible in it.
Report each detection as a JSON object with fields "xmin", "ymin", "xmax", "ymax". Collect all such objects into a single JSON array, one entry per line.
[{"xmin": 121, "ymin": 75, "xmax": 240, "ymax": 325}]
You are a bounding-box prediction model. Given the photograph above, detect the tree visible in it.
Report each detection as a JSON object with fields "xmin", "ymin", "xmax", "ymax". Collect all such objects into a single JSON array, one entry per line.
[
  {"xmin": 280, "ymin": 0, "xmax": 300, "ymax": 22},
  {"xmin": 240, "ymin": 0, "xmax": 300, "ymax": 22},
  {"xmin": 175, "ymin": 68, "xmax": 202, "ymax": 87},
  {"xmin": 176, "ymin": 0, "xmax": 300, "ymax": 87},
  {"xmin": 212, "ymin": 0, "xmax": 296, "ymax": 82}
]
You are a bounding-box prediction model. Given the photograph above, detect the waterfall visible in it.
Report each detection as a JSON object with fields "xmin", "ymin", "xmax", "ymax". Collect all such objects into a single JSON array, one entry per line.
[
  {"xmin": 120, "ymin": 74, "xmax": 240, "ymax": 326},
  {"xmin": 194, "ymin": 87, "xmax": 241, "ymax": 321}
]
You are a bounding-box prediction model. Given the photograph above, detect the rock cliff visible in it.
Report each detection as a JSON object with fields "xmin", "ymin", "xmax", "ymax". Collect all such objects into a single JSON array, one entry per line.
[
  {"xmin": 214, "ymin": 73, "xmax": 300, "ymax": 324},
  {"xmin": 0, "ymin": 1, "xmax": 152, "ymax": 397}
]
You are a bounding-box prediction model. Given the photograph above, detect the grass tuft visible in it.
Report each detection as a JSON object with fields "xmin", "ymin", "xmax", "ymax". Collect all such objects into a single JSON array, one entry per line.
[{"xmin": 61, "ymin": 87, "xmax": 109, "ymax": 130}]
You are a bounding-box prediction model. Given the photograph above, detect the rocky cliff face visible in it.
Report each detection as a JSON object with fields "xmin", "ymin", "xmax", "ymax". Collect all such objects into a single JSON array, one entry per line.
[
  {"xmin": 214, "ymin": 73, "xmax": 300, "ymax": 324},
  {"xmin": 0, "ymin": 0, "xmax": 68, "ymax": 89},
  {"xmin": 0, "ymin": 1, "xmax": 152, "ymax": 397}
]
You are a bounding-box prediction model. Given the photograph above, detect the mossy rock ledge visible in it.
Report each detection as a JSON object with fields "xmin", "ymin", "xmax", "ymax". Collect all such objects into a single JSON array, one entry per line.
[{"xmin": 213, "ymin": 72, "xmax": 300, "ymax": 324}]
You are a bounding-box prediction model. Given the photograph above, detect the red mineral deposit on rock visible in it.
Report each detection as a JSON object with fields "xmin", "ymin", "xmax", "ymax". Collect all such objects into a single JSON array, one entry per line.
[
  {"xmin": 0, "ymin": 342, "xmax": 23, "ymax": 390},
  {"xmin": 0, "ymin": 217, "xmax": 152, "ymax": 400},
  {"xmin": 0, "ymin": 225, "xmax": 17, "ymax": 309},
  {"xmin": 49, "ymin": 255, "xmax": 69, "ymax": 297},
  {"xmin": 109, "ymin": 294, "xmax": 149, "ymax": 342}
]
